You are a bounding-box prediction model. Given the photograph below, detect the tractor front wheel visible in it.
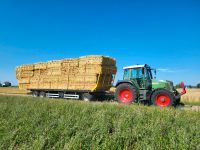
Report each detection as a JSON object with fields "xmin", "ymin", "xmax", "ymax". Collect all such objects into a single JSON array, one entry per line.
[
  {"xmin": 115, "ymin": 83, "xmax": 137, "ymax": 104},
  {"xmin": 151, "ymin": 89, "xmax": 175, "ymax": 107}
]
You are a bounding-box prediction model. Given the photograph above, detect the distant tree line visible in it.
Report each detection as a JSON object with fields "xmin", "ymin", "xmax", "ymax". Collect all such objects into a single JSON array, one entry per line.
[{"xmin": 175, "ymin": 83, "xmax": 200, "ymax": 88}]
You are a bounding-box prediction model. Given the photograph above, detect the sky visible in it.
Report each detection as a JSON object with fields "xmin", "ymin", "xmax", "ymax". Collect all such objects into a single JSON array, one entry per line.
[{"xmin": 0, "ymin": 0, "xmax": 199, "ymax": 86}]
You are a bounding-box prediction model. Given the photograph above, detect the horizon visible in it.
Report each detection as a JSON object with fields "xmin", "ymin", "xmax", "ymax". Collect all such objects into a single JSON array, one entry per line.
[{"xmin": 0, "ymin": 0, "xmax": 199, "ymax": 86}]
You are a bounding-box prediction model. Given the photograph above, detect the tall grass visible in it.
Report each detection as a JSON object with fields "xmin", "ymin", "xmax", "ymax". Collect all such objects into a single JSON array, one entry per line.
[{"xmin": 0, "ymin": 96, "xmax": 200, "ymax": 150}]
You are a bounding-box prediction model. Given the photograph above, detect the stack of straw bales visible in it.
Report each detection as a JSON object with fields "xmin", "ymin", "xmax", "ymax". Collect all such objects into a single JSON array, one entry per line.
[{"xmin": 16, "ymin": 55, "xmax": 117, "ymax": 91}]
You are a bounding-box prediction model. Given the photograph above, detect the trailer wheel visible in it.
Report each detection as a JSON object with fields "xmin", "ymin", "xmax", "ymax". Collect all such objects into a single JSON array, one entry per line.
[
  {"xmin": 115, "ymin": 83, "xmax": 137, "ymax": 104},
  {"xmin": 151, "ymin": 89, "xmax": 175, "ymax": 107},
  {"xmin": 59, "ymin": 92, "xmax": 64, "ymax": 98},
  {"xmin": 32, "ymin": 91, "xmax": 39, "ymax": 97},
  {"xmin": 39, "ymin": 91, "xmax": 46, "ymax": 98},
  {"xmin": 82, "ymin": 93, "xmax": 93, "ymax": 101}
]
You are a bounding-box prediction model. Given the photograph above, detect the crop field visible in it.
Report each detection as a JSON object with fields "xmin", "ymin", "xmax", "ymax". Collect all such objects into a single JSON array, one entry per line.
[
  {"xmin": 0, "ymin": 87, "xmax": 27, "ymax": 94},
  {"xmin": 181, "ymin": 88, "xmax": 200, "ymax": 105},
  {"xmin": 0, "ymin": 95, "xmax": 200, "ymax": 150}
]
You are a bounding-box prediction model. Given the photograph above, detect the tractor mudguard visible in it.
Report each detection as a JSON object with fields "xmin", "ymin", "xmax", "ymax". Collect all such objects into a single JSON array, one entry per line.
[{"xmin": 115, "ymin": 80, "xmax": 134, "ymax": 87}]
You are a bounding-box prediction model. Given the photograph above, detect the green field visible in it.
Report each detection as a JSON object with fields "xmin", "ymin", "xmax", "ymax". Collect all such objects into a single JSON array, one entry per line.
[{"xmin": 0, "ymin": 96, "xmax": 200, "ymax": 150}]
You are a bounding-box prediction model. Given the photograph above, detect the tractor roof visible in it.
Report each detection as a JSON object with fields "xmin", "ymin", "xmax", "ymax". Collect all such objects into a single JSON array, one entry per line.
[{"xmin": 123, "ymin": 64, "xmax": 148, "ymax": 70}]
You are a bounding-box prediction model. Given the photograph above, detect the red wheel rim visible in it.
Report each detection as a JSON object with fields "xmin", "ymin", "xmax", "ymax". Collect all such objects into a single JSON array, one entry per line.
[
  {"xmin": 155, "ymin": 94, "xmax": 170, "ymax": 107},
  {"xmin": 118, "ymin": 89, "xmax": 133, "ymax": 103}
]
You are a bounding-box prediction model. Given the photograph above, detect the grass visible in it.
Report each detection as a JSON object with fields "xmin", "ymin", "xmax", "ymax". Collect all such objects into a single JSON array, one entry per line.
[{"xmin": 0, "ymin": 96, "xmax": 200, "ymax": 150}]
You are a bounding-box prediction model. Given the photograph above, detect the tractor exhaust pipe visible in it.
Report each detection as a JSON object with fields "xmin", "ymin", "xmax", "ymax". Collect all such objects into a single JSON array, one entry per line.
[{"xmin": 180, "ymin": 82, "xmax": 186, "ymax": 95}]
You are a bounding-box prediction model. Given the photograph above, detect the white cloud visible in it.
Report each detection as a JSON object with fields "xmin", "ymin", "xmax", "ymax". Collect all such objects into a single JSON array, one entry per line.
[{"xmin": 157, "ymin": 68, "xmax": 176, "ymax": 73}]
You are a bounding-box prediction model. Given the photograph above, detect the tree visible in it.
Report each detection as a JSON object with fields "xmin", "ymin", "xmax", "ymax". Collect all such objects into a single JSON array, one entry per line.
[{"xmin": 197, "ymin": 83, "xmax": 200, "ymax": 88}]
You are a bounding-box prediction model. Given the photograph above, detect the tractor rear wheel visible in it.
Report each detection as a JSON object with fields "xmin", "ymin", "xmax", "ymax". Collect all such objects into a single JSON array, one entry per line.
[
  {"xmin": 115, "ymin": 83, "xmax": 137, "ymax": 104},
  {"xmin": 151, "ymin": 89, "xmax": 175, "ymax": 107}
]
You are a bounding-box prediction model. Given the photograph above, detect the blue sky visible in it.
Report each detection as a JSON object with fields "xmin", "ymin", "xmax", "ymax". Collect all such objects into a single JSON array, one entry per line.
[{"xmin": 0, "ymin": 0, "xmax": 199, "ymax": 85}]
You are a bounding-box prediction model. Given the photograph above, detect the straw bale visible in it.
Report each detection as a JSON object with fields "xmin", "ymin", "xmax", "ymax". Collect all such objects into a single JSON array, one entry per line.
[
  {"xmin": 40, "ymin": 69, "xmax": 48, "ymax": 76},
  {"xmin": 84, "ymin": 65, "xmax": 102, "ymax": 74},
  {"xmin": 67, "ymin": 82, "xmax": 85, "ymax": 90},
  {"xmin": 62, "ymin": 58, "xmax": 79, "ymax": 67},
  {"xmin": 20, "ymin": 64, "xmax": 34, "ymax": 71},
  {"xmin": 57, "ymin": 81, "xmax": 69, "ymax": 89},
  {"xmin": 78, "ymin": 65, "xmax": 116, "ymax": 75},
  {"xmin": 47, "ymin": 68, "xmax": 62, "ymax": 76},
  {"xmin": 29, "ymin": 83, "xmax": 39, "ymax": 89},
  {"xmin": 79, "ymin": 55, "xmax": 116, "ymax": 66},
  {"xmin": 61, "ymin": 66, "xmax": 79, "ymax": 75},
  {"xmin": 51, "ymin": 82, "xmax": 59, "ymax": 89},
  {"xmin": 19, "ymin": 83, "xmax": 29, "ymax": 90},
  {"xmin": 16, "ymin": 71, "xmax": 21, "ymax": 79},
  {"xmin": 34, "ymin": 62, "xmax": 47, "ymax": 70},
  {"xmin": 18, "ymin": 78, "xmax": 30, "ymax": 84},
  {"xmin": 59, "ymin": 75, "xmax": 68, "ymax": 82},
  {"xmin": 47, "ymin": 60, "xmax": 62, "ymax": 68},
  {"xmin": 67, "ymin": 74, "xmax": 78, "ymax": 82},
  {"xmin": 85, "ymin": 75, "xmax": 98, "ymax": 83},
  {"xmin": 38, "ymin": 82, "xmax": 51, "ymax": 89},
  {"xmin": 57, "ymin": 81, "xmax": 68, "ymax": 89},
  {"xmin": 42, "ymin": 77, "xmax": 59, "ymax": 82},
  {"xmin": 17, "ymin": 70, "xmax": 34, "ymax": 78},
  {"xmin": 30, "ymin": 77, "xmax": 40, "ymax": 83},
  {"xmin": 33, "ymin": 70, "xmax": 41, "ymax": 76}
]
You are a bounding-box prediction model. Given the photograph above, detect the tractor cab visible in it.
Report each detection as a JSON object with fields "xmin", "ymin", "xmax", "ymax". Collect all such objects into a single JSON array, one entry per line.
[{"xmin": 123, "ymin": 64, "xmax": 154, "ymax": 90}]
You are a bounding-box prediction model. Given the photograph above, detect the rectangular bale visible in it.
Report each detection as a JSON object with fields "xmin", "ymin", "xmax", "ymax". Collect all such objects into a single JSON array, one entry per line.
[{"xmin": 34, "ymin": 62, "xmax": 47, "ymax": 70}]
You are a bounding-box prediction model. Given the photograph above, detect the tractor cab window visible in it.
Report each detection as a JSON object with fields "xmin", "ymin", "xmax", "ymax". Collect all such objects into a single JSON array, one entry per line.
[
  {"xmin": 131, "ymin": 68, "xmax": 144, "ymax": 78},
  {"xmin": 123, "ymin": 69, "xmax": 131, "ymax": 80},
  {"xmin": 123, "ymin": 68, "xmax": 145, "ymax": 80}
]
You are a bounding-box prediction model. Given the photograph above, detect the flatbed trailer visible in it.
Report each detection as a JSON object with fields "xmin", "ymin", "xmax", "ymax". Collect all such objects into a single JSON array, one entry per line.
[{"xmin": 29, "ymin": 88, "xmax": 113, "ymax": 101}]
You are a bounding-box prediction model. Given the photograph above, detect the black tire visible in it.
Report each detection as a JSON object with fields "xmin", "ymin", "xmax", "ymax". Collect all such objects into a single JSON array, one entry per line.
[
  {"xmin": 175, "ymin": 98, "xmax": 181, "ymax": 105},
  {"xmin": 39, "ymin": 91, "xmax": 46, "ymax": 98},
  {"xmin": 115, "ymin": 83, "xmax": 137, "ymax": 104},
  {"xmin": 32, "ymin": 91, "xmax": 39, "ymax": 97},
  {"xmin": 82, "ymin": 93, "xmax": 93, "ymax": 101},
  {"xmin": 151, "ymin": 89, "xmax": 175, "ymax": 107},
  {"xmin": 59, "ymin": 92, "xmax": 64, "ymax": 98}
]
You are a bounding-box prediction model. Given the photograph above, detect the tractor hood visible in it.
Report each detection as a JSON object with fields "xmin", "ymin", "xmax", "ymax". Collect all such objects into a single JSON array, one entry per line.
[{"xmin": 152, "ymin": 79, "xmax": 174, "ymax": 92}]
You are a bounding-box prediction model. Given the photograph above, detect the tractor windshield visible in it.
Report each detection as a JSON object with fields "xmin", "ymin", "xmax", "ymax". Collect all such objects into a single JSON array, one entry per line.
[{"xmin": 123, "ymin": 68, "xmax": 144, "ymax": 80}]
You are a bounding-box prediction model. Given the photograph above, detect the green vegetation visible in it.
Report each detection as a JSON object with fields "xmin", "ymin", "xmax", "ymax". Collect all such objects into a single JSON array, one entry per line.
[{"xmin": 0, "ymin": 96, "xmax": 200, "ymax": 150}]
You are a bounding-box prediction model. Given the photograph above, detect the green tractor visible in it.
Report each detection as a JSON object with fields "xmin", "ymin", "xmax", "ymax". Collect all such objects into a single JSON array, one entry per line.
[{"xmin": 115, "ymin": 64, "xmax": 186, "ymax": 107}]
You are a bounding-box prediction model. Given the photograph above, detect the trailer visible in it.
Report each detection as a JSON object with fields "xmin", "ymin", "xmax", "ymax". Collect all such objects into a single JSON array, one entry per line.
[{"xmin": 16, "ymin": 55, "xmax": 117, "ymax": 101}]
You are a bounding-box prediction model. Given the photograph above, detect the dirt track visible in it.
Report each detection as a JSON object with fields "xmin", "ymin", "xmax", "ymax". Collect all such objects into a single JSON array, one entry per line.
[{"xmin": 0, "ymin": 93, "xmax": 30, "ymax": 97}]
